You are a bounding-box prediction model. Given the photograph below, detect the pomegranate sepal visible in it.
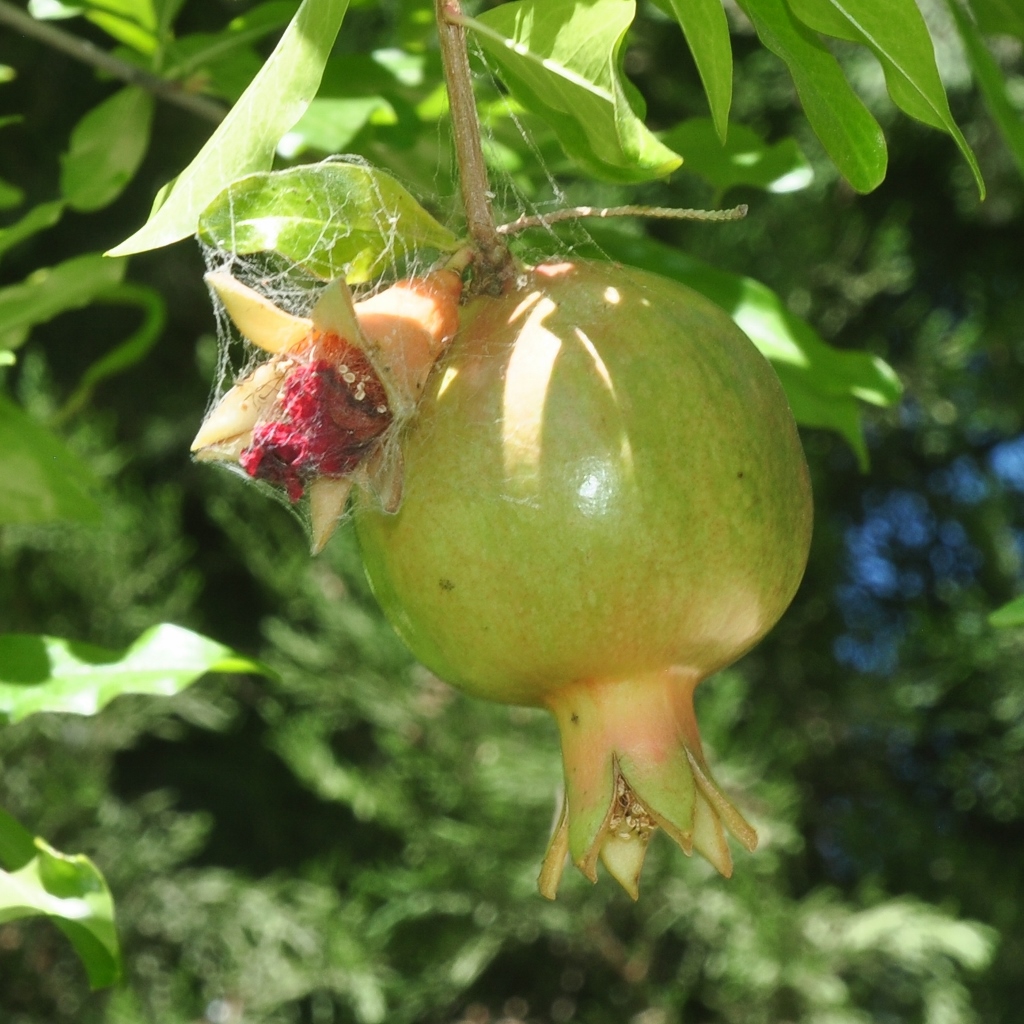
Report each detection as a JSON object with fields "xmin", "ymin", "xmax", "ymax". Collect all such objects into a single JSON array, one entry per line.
[
  {"xmin": 309, "ymin": 476, "xmax": 356, "ymax": 554},
  {"xmin": 205, "ymin": 272, "xmax": 312, "ymax": 354},
  {"xmin": 598, "ymin": 826, "xmax": 651, "ymax": 901},
  {"xmin": 537, "ymin": 799, "xmax": 570, "ymax": 900},
  {"xmin": 542, "ymin": 669, "xmax": 758, "ymax": 899}
]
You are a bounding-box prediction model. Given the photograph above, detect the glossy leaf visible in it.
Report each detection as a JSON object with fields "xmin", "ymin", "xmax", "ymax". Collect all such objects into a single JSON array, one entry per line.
[
  {"xmin": 0, "ymin": 253, "xmax": 126, "ymax": 352},
  {"xmin": 464, "ymin": 0, "xmax": 682, "ymax": 183},
  {"xmin": 0, "ymin": 202, "xmax": 64, "ymax": 263},
  {"xmin": 60, "ymin": 87, "xmax": 154, "ymax": 212},
  {"xmin": 586, "ymin": 226, "xmax": 901, "ymax": 467},
  {"xmin": 663, "ymin": 0, "xmax": 733, "ymax": 142},
  {"xmin": 737, "ymin": 0, "xmax": 887, "ymax": 193},
  {"xmin": 0, "ymin": 809, "xmax": 121, "ymax": 989},
  {"xmin": 0, "ymin": 623, "xmax": 272, "ymax": 724},
  {"xmin": 108, "ymin": 0, "xmax": 351, "ymax": 257},
  {"xmin": 198, "ymin": 163, "xmax": 460, "ymax": 283},
  {"xmin": 969, "ymin": 0, "xmax": 1024, "ymax": 39},
  {"xmin": 661, "ymin": 117, "xmax": 813, "ymax": 194},
  {"xmin": 0, "ymin": 396, "xmax": 101, "ymax": 524},
  {"xmin": 786, "ymin": 0, "xmax": 984, "ymax": 197},
  {"xmin": 949, "ymin": 0, "xmax": 1024, "ymax": 178}
]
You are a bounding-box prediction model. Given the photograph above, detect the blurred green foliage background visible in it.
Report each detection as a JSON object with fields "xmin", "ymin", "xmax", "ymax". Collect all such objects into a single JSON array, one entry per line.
[{"xmin": 2, "ymin": 1, "xmax": 1024, "ymax": 1022}]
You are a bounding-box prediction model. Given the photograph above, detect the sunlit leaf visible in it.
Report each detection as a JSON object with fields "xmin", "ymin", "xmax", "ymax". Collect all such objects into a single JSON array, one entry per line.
[
  {"xmin": 0, "ymin": 623, "xmax": 272, "ymax": 724},
  {"xmin": 786, "ymin": 0, "xmax": 984, "ymax": 197},
  {"xmin": 29, "ymin": 0, "xmax": 159, "ymax": 53},
  {"xmin": 0, "ymin": 396, "xmax": 101, "ymax": 524},
  {"xmin": 0, "ymin": 809, "xmax": 121, "ymax": 989},
  {"xmin": 60, "ymin": 87, "xmax": 154, "ymax": 212},
  {"xmin": 198, "ymin": 163, "xmax": 460, "ymax": 283},
  {"xmin": 0, "ymin": 202, "xmax": 64, "ymax": 263},
  {"xmin": 949, "ymin": 0, "xmax": 1024, "ymax": 178},
  {"xmin": 662, "ymin": 0, "xmax": 733, "ymax": 142},
  {"xmin": 585, "ymin": 226, "xmax": 901, "ymax": 467},
  {"xmin": 0, "ymin": 253, "xmax": 125, "ymax": 351},
  {"xmin": 661, "ymin": 117, "xmax": 813, "ymax": 195},
  {"xmin": 736, "ymin": 0, "xmax": 887, "ymax": 192},
  {"xmin": 463, "ymin": 0, "xmax": 682, "ymax": 183},
  {"xmin": 27, "ymin": 0, "xmax": 85, "ymax": 19},
  {"xmin": 108, "ymin": 0, "xmax": 351, "ymax": 257}
]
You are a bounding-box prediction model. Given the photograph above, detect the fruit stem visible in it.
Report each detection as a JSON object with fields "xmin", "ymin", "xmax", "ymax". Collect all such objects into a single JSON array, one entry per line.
[{"xmin": 435, "ymin": 0, "xmax": 515, "ymax": 293}]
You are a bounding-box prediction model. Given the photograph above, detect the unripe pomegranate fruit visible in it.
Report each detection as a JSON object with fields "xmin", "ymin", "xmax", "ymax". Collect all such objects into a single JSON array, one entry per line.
[{"xmin": 353, "ymin": 260, "xmax": 813, "ymax": 898}]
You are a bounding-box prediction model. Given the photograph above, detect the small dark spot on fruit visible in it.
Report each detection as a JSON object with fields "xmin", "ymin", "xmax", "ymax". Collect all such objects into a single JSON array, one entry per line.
[
  {"xmin": 737, "ymin": 471, "xmax": 744, "ymax": 479},
  {"xmin": 570, "ymin": 713, "xmax": 579, "ymax": 725},
  {"xmin": 439, "ymin": 578, "xmax": 455, "ymax": 591}
]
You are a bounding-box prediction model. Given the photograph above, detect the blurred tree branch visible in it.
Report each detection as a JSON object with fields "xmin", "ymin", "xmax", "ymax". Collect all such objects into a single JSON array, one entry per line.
[{"xmin": 0, "ymin": 0, "xmax": 226, "ymax": 124}]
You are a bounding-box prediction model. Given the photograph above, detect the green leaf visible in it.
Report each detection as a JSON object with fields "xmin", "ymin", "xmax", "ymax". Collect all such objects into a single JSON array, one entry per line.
[
  {"xmin": 463, "ymin": 0, "xmax": 682, "ymax": 184},
  {"xmin": 660, "ymin": 117, "xmax": 813, "ymax": 194},
  {"xmin": 0, "ymin": 809, "xmax": 36, "ymax": 869},
  {"xmin": 0, "ymin": 396, "xmax": 102, "ymax": 524},
  {"xmin": 989, "ymin": 595, "xmax": 1024, "ymax": 627},
  {"xmin": 0, "ymin": 809, "xmax": 122, "ymax": 989},
  {"xmin": 0, "ymin": 178, "xmax": 24, "ymax": 210},
  {"xmin": 162, "ymin": 2, "xmax": 301, "ymax": 81},
  {"xmin": 108, "ymin": 0, "xmax": 351, "ymax": 257},
  {"xmin": 0, "ymin": 623, "xmax": 272, "ymax": 725},
  {"xmin": 0, "ymin": 253, "xmax": 126, "ymax": 352},
  {"xmin": 198, "ymin": 163, "xmax": 460, "ymax": 283},
  {"xmin": 663, "ymin": 0, "xmax": 733, "ymax": 142},
  {"xmin": 585, "ymin": 226, "xmax": 901, "ymax": 467},
  {"xmin": 60, "ymin": 87, "xmax": 154, "ymax": 212},
  {"xmin": 29, "ymin": 0, "xmax": 158, "ymax": 53},
  {"xmin": 969, "ymin": 0, "xmax": 1024, "ymax": 39},
  {"xmin": 736, "ymin": 0, "xmax": 887, "ymax": 192},
  {"xmin": 949, "ymin": 0, "xmax": 1024, "ymax": 178},
  {"xmin": 0, "ymin": 202, "xmax": 64, "ymax": 263},
  {"xmin": 56, "ymin": 283, "xmax": 166, "ymax": 421},
  {"xmin": 786, "ymin": 0, "xmax": 985, "ymax": 197},
  {"xmin": 277, "ymin": 97, "xmax": 396, "ymax": 158},
  {"xmin": 153, "ymin": 0, "xmax": 186, "ymax": 31}
]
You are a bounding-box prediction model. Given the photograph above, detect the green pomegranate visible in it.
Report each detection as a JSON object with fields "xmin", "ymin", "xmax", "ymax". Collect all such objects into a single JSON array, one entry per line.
[{"xmin": 353, "ymin": 260, "xmax": 813, "ymax": 898}]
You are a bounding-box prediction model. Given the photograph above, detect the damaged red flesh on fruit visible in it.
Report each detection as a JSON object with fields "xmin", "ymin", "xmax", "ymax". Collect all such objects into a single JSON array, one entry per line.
[
  {"xmin": 191, "ymin": 269, "xmax": 463, "ymax": 551},
  {"xmin": 239, "ymin": 345, "xmax": 391, "ymax": 501}
]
